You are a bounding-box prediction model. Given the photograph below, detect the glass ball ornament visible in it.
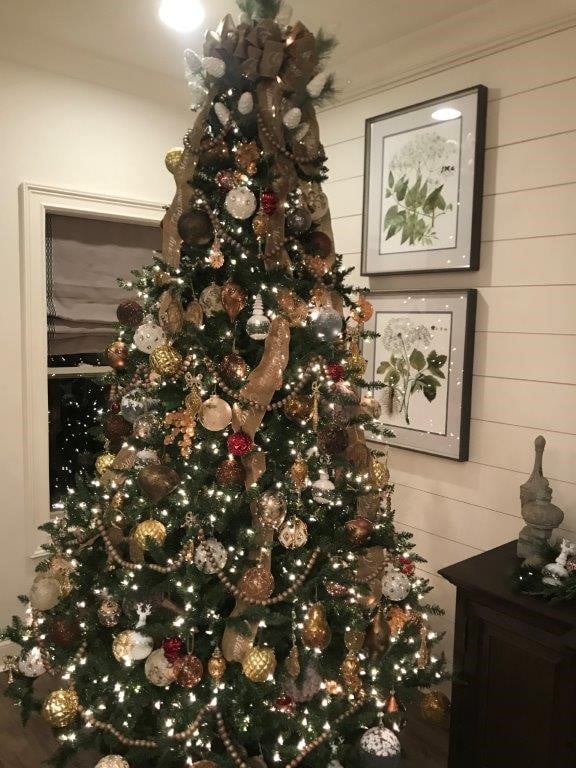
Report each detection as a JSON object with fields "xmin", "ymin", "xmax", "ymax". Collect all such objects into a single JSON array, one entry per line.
[
  {"xmin": 112, "ymin": 630, "xmax": 153, "ymax": 662},
  {"xmin": 120, "ymin": 391, "xmax": 157, "ymax": 424},
  {"xmin": 225, "ymin": 186, "xmax": 257, "ymax": 220},
  {"xmin": 95, "ymin": 452, "xmax": 115, "ymax": 476},
  {"xmin": 105, "ymin": 340, "xmax": 129, "ymax": 370},
  {"xmin": 172, "ymin": 654, "xmax": 203, "ymax": 688},
  {"xmin": 309, "ymin": 306, "xmax": 343, "ymax": 340},
  {"xmin": 95, "ymin": 758, "xmax": 130, "ymax": 768},
  {"xmin": 144, "ymin": 648, "xmax": 176, "ymax": 687},
  {"xmin": 255, "ymin": 490, "xmax": 287, "ymax": 529},
  {"xmin": 242, "ymin": 645, "xmax": 277, "ymax": 683},
  {"xmin": 238, "ymin": 565, "xmax": 275, "ymax": 601},
  {"xmin": 286, "ymin": 206, "xmax": 312, "ymax": 234},
  {"xmin": 227, "ymin": 430, "xmax": 253, "ymax": 456},
  {"xmin": 419, "ymin": 690, "xmax": 451, "ymax": 725},
  {"xmin": 215, "ymin": 457, "xmax": 246, "ymax": 487},
  {"xmin": 311, "ymin": 469, "xmax": 335, "ymax": 505},
  {"xmin": 98, "ymin": 598, "xmax": 121, "ymax": 628},
  {"xmin": 29, "ymin": 575, "xmax": 61, "ymax": 611},
  {"xmin": 220, "ymin": 352, "xmax": 249, "ymax": 381},
  {"xmin": 133, "ymin": 412, "xmax": 158, "ymax": 440},
  {"xmin": 208, "ymin": 648, "xmax": 227, "ymax": 682},
  {"xmin": 381, "ymin": 570, "xmax": 411, "ymax": 602},
  {"xmin": 246, "ymin": 294, "xmax": 271, "ymax": 340},
  {"xmin": 150, "ymin": 345, "xmax": 183, "ymax": 376},
  {"xmin": 116, "ymin": 299, "xmax": 144, "ymax": 327},
  {"xmin": 133, "ymin": 316, "xmax": 166, "ymax": 354},
  {"xmin": 194, "ymin": 538, "xmax": 227, "ymax": 574},
  {"xmin": 199, "ymin": 395, "xmax": 232, "ymax": 431},
  {"xmin": 177, "ymin": 209, "xmax": 214, "ymax": 245},
  {"xmin": 18, "ymin": 647, "xmax": 45, "ymax": 678},
  {"xmin": 42, "ymin": 688, "xmax": 79, "ymax": 728},
  {"xmin": 133, "ymin": 519, "xmax": 167, "ymax": 549},
  {"xmin": 359, "ymin": 726, "xmax": 401, "ymax": 768}
]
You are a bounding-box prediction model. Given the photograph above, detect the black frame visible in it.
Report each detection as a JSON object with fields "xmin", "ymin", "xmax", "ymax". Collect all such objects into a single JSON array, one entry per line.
[
  {"xmin": 364, "ymin": 288, "xmax": 477, "ymax": 461},
  {"xmin": 361, "ymin": 85, "xmax": 487, "ymax": 276}
]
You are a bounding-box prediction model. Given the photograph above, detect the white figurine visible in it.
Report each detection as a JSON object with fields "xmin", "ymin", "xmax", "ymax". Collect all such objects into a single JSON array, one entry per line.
[
  {"xmin": 542, "ymin": 538, "xmax": 575, "ymax": 585},
  {"xmin": 135, "ymin": 603, "xmax": 152, "ymax": 628}
]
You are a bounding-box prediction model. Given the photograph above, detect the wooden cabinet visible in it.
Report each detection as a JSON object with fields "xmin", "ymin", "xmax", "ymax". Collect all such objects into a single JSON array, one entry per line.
[{"xmin": 439, "ymin": 542, "xmax": 576, "ymax": 768}]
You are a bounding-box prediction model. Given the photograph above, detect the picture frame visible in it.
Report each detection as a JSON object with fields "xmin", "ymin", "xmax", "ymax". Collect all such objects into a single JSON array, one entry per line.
[
  {"xmin": 361, "ymin": 85, "xmax": 487, "ymax": 276},
  {"xmin": 363, "ymin": 289, "xmax": 477, "ymax": 461}
]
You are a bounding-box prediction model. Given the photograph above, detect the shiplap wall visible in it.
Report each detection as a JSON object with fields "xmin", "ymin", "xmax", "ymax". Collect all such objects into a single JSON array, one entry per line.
[{"xmin": 319, "ymin": 26, "xmax": 576, "ymax": 659}]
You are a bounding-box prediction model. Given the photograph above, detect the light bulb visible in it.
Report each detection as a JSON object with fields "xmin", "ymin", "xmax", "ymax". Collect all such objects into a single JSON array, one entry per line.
[
  {"xmin": 246, "ymin": 294, "xmax": 271, "ymax": 340},
  {"xmin": 159, "ymin": 0, "xmax": 205, "ymax": 32}
]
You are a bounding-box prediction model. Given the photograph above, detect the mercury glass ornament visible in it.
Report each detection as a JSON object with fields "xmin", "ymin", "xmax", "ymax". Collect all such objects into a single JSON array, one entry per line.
[
  {"xmin": 246, "ymin": 294, "xmax": 270, "ymax": 340},
  {"xmin": 255, "ymin": 490, "xmax": 287, "ymax": 529},
  {"xmin": 133, "ymin": 519, "xmax": 167, "ymax": 549},
  {"xmin": 243, "ymin": 646, "xmax": 277, "ymax": 683},
  {"xmin": 173, "ymin": 654, "xmax": 203, "ymax": 688},
  {"xmin": 96, "ymin": 758, "xmax": 130, "ymax": 768},
  {"xmin": 381, "ymin": 570, "xmax": 411, "ymax": 602},
  {"xmin": 359, "ymin": 726, "xmax": 401, "ymax": 768},
  {"xmin": 42, "ymin": 688, "xmax": 79, "ymax": 728},
  {"xmin": 144, "ymin": 648, "xmax": 176, "ymax": 687},
  {"xmin": 238, "ymin": 565, "xmax": 275, "ymax": 601},
  {"xmin": 194, "ymin": 538, "xmax": 227, "ymax": 574},
  {"xmin": 225, "ymin": 186, "xmax": 257, "ymax": 220},
  {"xmin": 164, "ymin": 146, "xmax": 184, "ymax": 174},
  {"xmin": 112, "ymin": 630, "xmax": 153, "ymax": 662},
  {"xmin": 286, "ymin": 206, "xmax": 312, "ymax": 234},
  {"xmin": 18, "ymin": 647, "xmax": 45, "ymax": 678},
  {"xmin": 312, "ymin": 470, "xmax": 335, "ymax": 505},
  {"xmin": 133, "ymin": 316, "xmax": 166, "ymax": 354},
  {"xmin": 309, "ymin": 306, "xmax": 342, "ymax": 340},
  {"xmin": 29, "ymin": 575, "xmax": 61, "ymax": 611},
  {"xmin": 98, "ymin": 598, "xmax": 121, "ymax": 628},
  {"xmin": 199, "ymin": 395, "xmax": 232, "ymax": 431}
]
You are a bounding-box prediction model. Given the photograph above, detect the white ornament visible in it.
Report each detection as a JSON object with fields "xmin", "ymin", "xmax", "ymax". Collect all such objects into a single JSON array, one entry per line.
[
  {"xmin": 199, "ymin": 283, "xmax": 224, "ymax": 317},
  {"xmin": 238, "ymin": 92, "xmax": 254, "ymax": 115},
  {"xmin": 113, "ymin": 629, "xmax": 153, "ymax": 662},
  {"xmin": 307, "ymin": 71, "xmax": 329, "ymax": 99},
  {"xmin": 360, "ymin": 726, "xmax": 401, "ymax": 762},
  {"xmin": 184, "ymin": 49, "xmax": 202, "ymax": 75},
  {"xmin": 95, "ymin": 756, "xmax": 131, "ymax": 768},
  {"xmin": 225, "ymin": 187, "xmax": 257, "ymax": 220},
  {"xmin": 144, "ymin": 648, "xmax": 176, "ymax": 687},
  {"xmin": 275, "ymin": 1, "xmax": 293, "ymax": 28},
  {"xmin": 312, "ymin": 469, "xmax": 335, "ymax": 505},
  {"xmin": 135, "ymin": 603, "xmax": 152, "ymax": 629},
  {"xmin": 18, "ymin": 647, "xmax": 45, "ymax": 678},
  {"xmin": 120, "ymin": 391, "xmax": 158, "ymax": 424},
  {"xmin": 194, "ymin": 538, "xmax": 227, "ymax": 574},
  {"xmin": 29, "ymin": 576, "xmax": 60, "ymax": 611},
  {"xmin": 381, "ymin": 570, "xmax": 411, "ymax": 602},
  {"xmin": 202, "ymin": 56, "xmax": 226, "ymax": 79},
  {"xmin": 188, "ymin": 82, "xmax": 209, "ymax": 111},
  {"xmin": 294, "ymin": 123, "xmax": 310, "ymax": 142},
  {"xmin": 214, "ymin": 102, "xmax": 230, "ymax": 126},
  {"xmin": 283, "ymin": 107, "xmax": 302, "ymax": 129},
  {"xmin": 133, "ymin": 316, "xmax": 166, "ymax": 354},
  {"xmin": 542, "ymin": 538, "xmax": 576, "ymax": 585},
  {"xmin": 199, "ymin": 395, "xmax": 233, "ymax": 431},
  {"xmin": 135, "ymin": 449, "xmax": 160, "ymax": 468},
  {"xmin": 246, "ymin": 294, "xmax": 271, "ymax": 340}
]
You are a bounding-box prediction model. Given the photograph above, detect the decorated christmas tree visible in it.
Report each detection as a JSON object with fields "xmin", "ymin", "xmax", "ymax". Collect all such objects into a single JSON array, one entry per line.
[{"xmin": 3, "ymin": 2, "xmax": 446, "ymax": 767}]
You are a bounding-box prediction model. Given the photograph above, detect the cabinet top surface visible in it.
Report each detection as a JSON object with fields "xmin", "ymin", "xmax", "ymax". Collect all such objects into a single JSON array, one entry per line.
[{"xmin": 439, "ymin": 540, "xmax": 576, "ymax": 629}]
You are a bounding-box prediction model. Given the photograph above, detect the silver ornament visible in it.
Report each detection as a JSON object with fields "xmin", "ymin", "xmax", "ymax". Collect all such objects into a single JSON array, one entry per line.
[
  {"xmin": 238, "ymin": 92, "xmax": 254, "ymax": 115},
  {"xmin": 214, "ymin": 102, "xmax": 230, "ymax": 126},
  {"xmin": 307, "ymin": 71, "xmax": 329, "ymax": 98},
  {"xmin": 283, "ymin": 106, "xmax": 302, "ymax": 129},
  {"xmin": 309, "ymin": 306, "xmax": 342, "ymax": 340},
  {"xmin": 135, "ymin": 449, "xmax": 161, "ymax": 468},
  {"xmin": 133, "ymin": 316, "xmax": 166, "ymax": 354},
  {"xmin": 246, "ymin": 294, "xmax": 270, "ymax": 340},
  {"xmin": 307, "ymin": 185, "xmax": 329, "ymax": 221},
  {"xmin": 184, "ymin": 49, "xmax": 202, "ymax": 75},
  {"xmin": 194, "ymin": 539, "xmax": 227, "ymax": 574},
  {"xmin": 312, "ymin": 469, "xmax": 335, "ymax": 505},
  {"xmin": 95, "ymin": 757, "xmax": 131, "ymax": 768},
  {"xmin": 202, "ymin": 56, "xmax": 226, "ymax": 79},
  {"xmin": 18, "ymin": 647, "xmax": 45, "ymax": 678},
  {"xmin": 381, "ymin": 571, "xmax": 411, "ymax": 602},
  {"xmin": 199, "ymin": 283, "xmax": 224, "ymax": 317},
  {"xmin": 359, "ymin": 726, "xmax": 401, "ymax": 766},
  {"xmin": 225, "ymin": 187, "xmax": 257, "ymax": 220},
  {"xmin": 29, "ymin": 576, "xmax": 60, "ymax": 611}
]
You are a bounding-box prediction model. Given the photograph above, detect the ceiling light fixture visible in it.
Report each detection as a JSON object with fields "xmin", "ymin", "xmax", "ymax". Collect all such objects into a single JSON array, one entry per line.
[
  {"xmin": 431, "ymin": 107, "xmax": 462, "ymax": 122},
  {"xmin": 159, "ymin": 0, "xmax": 205, "ymax": 32}
]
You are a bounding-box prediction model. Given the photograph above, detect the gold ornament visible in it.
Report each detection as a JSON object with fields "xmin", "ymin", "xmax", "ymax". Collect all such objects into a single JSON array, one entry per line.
[
  {"xmin": 238, "ymin": 565, "xmax": 275, "ymax": 601},
  {"xmin": 208, "ymin": 647, "xmax": 227, "ymax": 683},
  {"xmin": 165, "ymin": 146, "xmax": 184, "ymax": 173},
  {"xmin": 276, "ymin": 289, "xmax": 308, "ymax": 326},
  {"xmin": 364, "ymin": 607, "xmax": 392, "ymax": 660},
  {"xmin": 95, "ymin": 757, "xmax": 130, "ymax": 768},
  {"xmin": 150, "ymin": 345, "xmax": 183, "ymax": 376},
  {"xmin": 42, "ymin": 688, "xmax": 79, "ymax": 728},
  {"xmin": 95, "ymin": 452, "xmax": 116, "ymax": 476},
  {"xmin": 208, "ymin": 241, "xmax": 225, "ymax": 268},
  {"xmin": 278, "ymin": 517, "xmax": 308, "ymax": 549},
  {"xmin": 252, "ymin": 210, "xmax": 268, "ymax": 238},
  {"xmin": 173, "ymin": 654, "xmax": 203, "ymax": 688},
  {"xmin": 285, "ymin": 644, "xmax": 300, "ymax": 678},
  {"xmin": 185, "ymin": 388, "xmax": 203, "ymax": 417},
  {"xmin": 340, "ymin": 652, "xmax": 362, "ymax": 692},
  {"xmin": 98, "ymin": 597, "xmax": 121, "ymax": 628},
  {"xmin": 110, "ymin": 490, "xmax": 124, "ymax": 510},
  {"xmin": 302, "ymin": 603, "xmax": 331, "ymax": 651},
  {"xmin": 215, "ymin": 457, "xmax": 246, "ymax": 487},
  {"xmin": 370, "ymin": 457, "xmax": 390, "ymax": 488},
  {"xmin": 254, "ymin": 490, "xmax": 287, "ymax": 529},
  {"xmin": 137, "ymin": 464, "xmax": 180, "ymax": 503},
  {"xmin": 345, "ymin": 517, "xmax": 374, "ymax": 544},
  {"xmin": 133, "ymin": 519, "xmax": 167, "ymax": 549},
  {"xmin": 420, "ymin": 691, "xmax": 451, "ymax": 725},
  {"xmin": 344, "ymin": 628, "xmax": 365, "ymax": 653},
  {"xmin": 284, "ymin": 394, "xmax": 314, "ymax": 422},
  {"xmin": 418, "ymin": 624, "xmax": 430, "ymax": 669},
  {"xmin": 303, "ymin": 254, "xmax": 329, "ymax": 279},
  {"xmin": 243, "ymin": 646, "xmax": 276, "ymax": 683},
  {"xmin": 347, "ymin": 343, "xmax": 367, "ymax": 375},
  {"xmin": 221, "ymin": 281, "xmax": 248, "ymax": 322},
  {"xmin": 387, "ymin": 606, "xmax": 411, "ymax": 637},
  {"xmin": 236, "ymin": 141, "xmax": 259, "ymax": 175},
  {"xmin": 310, "ymin": 284, "xmax": 330, "ymax": 307},
  {"xmin": 221, "ymin": 352, "xmax": 249, "ymax": 381},
  {"xmin": 350, "ymin": 295, "xmax": 374, "ymax": 324},
  {"xmin": 290, "ymin": 455, "xmax": 308, "ymax": 491}
]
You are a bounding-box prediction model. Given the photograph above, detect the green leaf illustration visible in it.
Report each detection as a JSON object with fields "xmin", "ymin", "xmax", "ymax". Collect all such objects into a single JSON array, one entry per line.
[
  {"xmin": 376, "ymin": 360, "xmax": 391, "ymax": 375},
  {"xmin": 409, "ymin": 349, "xmax": 426, "ymax": 371}
]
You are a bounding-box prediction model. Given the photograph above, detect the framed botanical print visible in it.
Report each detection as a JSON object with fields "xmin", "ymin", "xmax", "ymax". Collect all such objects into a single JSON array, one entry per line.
[
  {"xmin": 361, "ymin": 85, "xmax": 487, "ymax": 276},
  {"xmin": 363, "ymin": 289, "xmax": 477, "ymax": 460}
]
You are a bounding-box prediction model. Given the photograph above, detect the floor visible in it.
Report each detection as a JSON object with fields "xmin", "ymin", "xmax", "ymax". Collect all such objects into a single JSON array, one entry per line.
[{"xmin": 0, "ymin": 676, "xmax": 448, "ymax": 767}]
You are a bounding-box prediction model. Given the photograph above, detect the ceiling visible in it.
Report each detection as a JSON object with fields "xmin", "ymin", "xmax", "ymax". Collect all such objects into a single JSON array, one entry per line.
[{"xmin": 1, "ymin": 0, "xmax": 575, "ymax": 110}]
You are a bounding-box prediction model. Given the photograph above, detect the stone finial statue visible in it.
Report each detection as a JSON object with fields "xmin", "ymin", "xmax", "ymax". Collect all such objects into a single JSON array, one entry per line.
[{"xmin": 517, "ymin": 436, "xmax": 564, "ymax": 566}]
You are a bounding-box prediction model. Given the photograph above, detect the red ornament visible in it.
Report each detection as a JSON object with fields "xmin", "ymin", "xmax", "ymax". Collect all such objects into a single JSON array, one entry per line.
[
  {"xmin": 227, "ymin": 431, "xmax": 253, "ymax": 456},
  {"xmin": 109, "ymin": 401, "xmax": 121, "ymax": 413},
  {"xmin": 216, "ymin": 169, "xmax": 237, "ymax": 191},
  {"xmin": 326, "ymin": 362, "xmax": 345, "ymax": 382},
  {"xmin": 275, "ymin": 693, "xmax": 295, "ymax": 714},
  {"xmin": 162, "ymin": 636, "xmax": 183, "ymax": 664},
  {"xmin": 399, "ymin": 556, "xmax": 415, "ymax": 576},
  {"xmin": 260, "ymin": 189, "xmax": 278, "ymax": 216}
]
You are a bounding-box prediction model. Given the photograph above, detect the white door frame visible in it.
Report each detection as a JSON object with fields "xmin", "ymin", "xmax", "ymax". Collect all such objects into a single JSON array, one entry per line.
[{"xmin": 19, "ymin": 183, "xmax": 165, "ymax": 558}]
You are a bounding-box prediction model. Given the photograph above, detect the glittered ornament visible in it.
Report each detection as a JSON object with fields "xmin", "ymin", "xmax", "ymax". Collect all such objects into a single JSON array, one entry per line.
[
  {"xmin": 225, "ymin": 187, "xmax": 257, "ymax": 220},
  {"xmin": 116, "ymin": 300, "xmax": 144, "ymax": 327},
  {"xmin": 98, "ymin": 598, "xmax": 121, "ymax": 628},
  {"xmin": 150, "ymin": 345, "xmax": 183, "ymax": 376},
  {"xmin": 252, "ymin": 210, "xmax": 268, "ymax": 238},
  {"xmin": 364, "ymin": 608, "xmax": 391, "ymax": 659},
  {"xmin": 164, "ymin": 146, "xmax": 184, "ymax": 174},
  {"xmin": 177, "ymin": 209, "xmax": 214, "ymax": 246},
  {"xmin": 227, "ymin": 431, "xmax": 253, "ymax": 456},
  {"xmin": 145, "ymin": 648, "xmax": 176, "ymax": 686},
  {"xmin": 133, "ymin": 412, "xmax": 158, "ymax": 440},
  {"xmin": 359, "ymin": 726, "xmax": 401, "ymax": 767},
  {"xmin": 243, "ymin": 646, "xmax": 276, "ymax": 683},
  {"xmin": 199, "ymin": 395, "xmax": 232, "ymax": 431},
  {"xmin": 216, "ymin": 457, "xmax": 246, "ymax": 486},
  {"xmin": 133, "ymin": 317, "xmax": 166, "ymax": 354},
  {"xmin": 105, "ymin": 340, "xmax": 129, "ymax": 370},
  {"xmin": 221, "ymin": 281, "xmax": 248, "ymax": 321},
  {"xmin": 309, "ymin": 306, "xmax": 342, "ymax": 339},
  {"xmin": 29, "ymin": 576, "xmax": 61, "ymax": 611},
  {"xmin": 276, "ymin": 289, "xmax": 308, "ymax": 326},
  {"xmin": 112, "ymin": 630, "xmax": 153, "ymax": 662},
  {"xmin": 246, "ymin": 293, "xmax": 271, "ymax": 340},
  {"xmin": 172, "ymin": 654, "xmax": 203, "ymax": 688},
  {"xmin": 162, "ymin": 636, "xmax": 183, "ymax": 664},
  {"xmin": 278, "ymin": 517, "xmax": 308, "ymax": 548},
  {"xmin": 239, "ymin": 565, "xmax": 275, "ymax": 601},
  {"xmin": 221, "ymin": 352, "xmax": 249, "ymax": 381},
  {"xmin": 345, "ymin": 517, "xmax": 374, "ymax": 544},
  {"xmin": 290, "ymin": 455, "xmax": 308, "ymax": 491},
  {"xmin": 286, "ymin": 206, "xmax": 312, "ymax": 234},
  {"xmin": 48, "ymin": 617, "xmax": 81, "ymax": 648},
  {"xmin": 18, "ymin": 647, "xmax": 45, "ymax": 678},
  {"xmin": 383, "ymin": 690, "xmax": 407, "ymax": 731},
  {"xmin": 566, "ymin": 556, "xmax": 576, "ymax": 575},
  {"xmin": 275, "ymin": 693, "xmax": 295, "ymax": 713},
  {"xmin": 351, "ymin": 295, "xmax": 374, "ymax": 324},
  {"xmin": 208, "ymin": 648, "xmax": 227, "ymax": 682},
  {"xmin": 216, "ymin": 169, "xmax": 240, "ymax": 191},
  {"xmin": 340, "ymin": 652, "xmax": 362, "ymax": 692},
  {"xmin": 387, "ymin": 606, "xmax": 411, "ymax": 637},
  {"xmin": 326, "ymin": 362, "xmax": 345, "ymax": 382},
  {"xmin": 95, "ymin": 758, "xmax": 130, "ymax": 768},
  {"xmin": 419, "ymin": 691, "xmax": 451, "ymax": 725},
  {"xmin": 311, "ymin": 470, "xmax": 335, "ymax": 505},
  {"xmin": 138, "ymin": 464, "xmax": 180, "ymax": 503},
  {"xmin": 399, "ymin": 556, "xmax": 415, "ymax": 576},
  {"xmin": 381, "ymin": 571, "xmax": 411, "ymax": 602},
  {"xmin": 133, "ymin": 519, "xmax": 167, "ymax": 549},
  {"xmin": 318, "ymin": 425, "xmax": 349, "ymax": 455},
  {"xmin": 95, "ymin": 452, "xmax": 115, "ymax": 476},
  {"xmin": 255, "ymin": 490, "xmax": 287, "ymax": 529},
  {"xmin": 194, "ymin": 538, "xmax": 227, "ymax": 573},
  {"xmin": 236, "ymin": 141, "xmax": 260, "ymax": 175},
  {"xmin": 302, "ymin": 603, "xmax": 331, "ymax": 650},
  {"xmin": 284, "ymin": 394, "xmax": 314, "ymax": 422},
  {"xmin": 307, "ymin": 230, "xmax": 334, "ymax": 258},
  {"xmin": 260, "ymin": 189, "xmax": 278, "ymax": 216},
  {"xmin": 208, "ymin": 241, "xmax": 225, "ymax": 268},
  {"xmin": 200, "ymin": 283, "xmax": 224, "ymax": 316},
  {"xmin": 42, "ymin": 688, "xmax": 79, "ymax": 728},
  {"xmin": 303, "ymin": 254, "xmax": 329, "ymax": 279},
  {"xmin": 135, "ymin": 448, "xmax": 160, "ymax": 468}
]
